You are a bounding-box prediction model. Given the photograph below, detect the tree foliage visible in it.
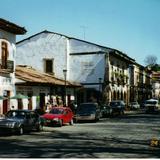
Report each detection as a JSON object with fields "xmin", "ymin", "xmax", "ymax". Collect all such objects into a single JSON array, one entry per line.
[{"xmin": 144, "ymin": 55, "xmax": 158, "ymax": 66}]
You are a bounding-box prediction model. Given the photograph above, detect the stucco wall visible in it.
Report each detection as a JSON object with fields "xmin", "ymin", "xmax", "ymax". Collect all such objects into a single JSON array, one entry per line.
[
  {"xmin": 16, "ymin": 32, "xmax": 68, "ymax": 80},
  {"xmin": 0, "ymin": 29, "xmax": 16, "ymax": 114},
  {"xmin": 69, "ymin": 39, "xmax": 107, "ymax": 53},
  {"xmin": 0, "ymin": 29, "xmax": 16, "ymax": 96},
  {"xmin": 69, "ymin": 53, "xmax": 105, "ymax": 84},
  {"xmin": 68, "ymin": 39, "xmax": 108, "ymax": 90}
]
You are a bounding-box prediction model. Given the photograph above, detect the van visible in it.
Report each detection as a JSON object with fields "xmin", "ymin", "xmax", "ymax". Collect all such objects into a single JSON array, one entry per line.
[
  {"xmin": 144, "ymin": 99, "xmax": 159, "ymax": 113},
  {"xmin": 74, "ymin": 102, "xmax": 101, "ymax": 122}
]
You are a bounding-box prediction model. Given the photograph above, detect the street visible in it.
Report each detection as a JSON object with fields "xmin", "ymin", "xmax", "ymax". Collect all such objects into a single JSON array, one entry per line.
[{"xmin": 0, "ymin": 111, "xmax": 160, "ymax": 158}]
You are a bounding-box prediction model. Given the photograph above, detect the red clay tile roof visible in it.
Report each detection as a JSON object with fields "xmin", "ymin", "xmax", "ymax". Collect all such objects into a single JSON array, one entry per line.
[{"xmin": 15, "ymin": 65, "xmax": 82, "ymax": 87}]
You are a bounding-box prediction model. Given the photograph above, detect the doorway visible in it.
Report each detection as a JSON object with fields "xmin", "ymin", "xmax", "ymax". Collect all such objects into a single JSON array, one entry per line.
[
  {"xmin": 3, "ymin": 90, "xmax": 10, "ymax": 114},
  {"xmin": 39, "ymin": 93, "xmax": 45, "ymax": 110}
]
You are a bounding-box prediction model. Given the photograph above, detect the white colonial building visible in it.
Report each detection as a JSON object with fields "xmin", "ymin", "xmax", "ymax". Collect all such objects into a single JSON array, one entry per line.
[
  {"xmin": 16, "ymin": 30, "xmax": 135, "ymax": 106},
  {"xmin": 0, "ymin": 18, "xmax": 26, "ymax": 114}
]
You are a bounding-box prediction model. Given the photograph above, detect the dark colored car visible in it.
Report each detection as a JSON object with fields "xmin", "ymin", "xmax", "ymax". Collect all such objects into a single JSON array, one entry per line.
[
  {"xmin": 74, "ymin": 102, "xmax": 101, "ymax": 122},
  {"xmin": 110, "ymin": 100, "xmax": 125, "ymax": 116},
  {"xmin": 41, "ymin": 107, "xmax": 74, "ymax": 127},
  {"xmin": 0, "ymin": 110, "xmax": 43, "ymax": 135},
  {"xmin": 100, "ymin": 104, "xmax": 112, "ymax": 117}
]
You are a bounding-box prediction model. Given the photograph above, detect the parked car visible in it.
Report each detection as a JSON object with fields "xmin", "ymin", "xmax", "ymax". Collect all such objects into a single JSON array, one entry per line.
[
  {"xmin": 41, "ymin": 107, "xmax": 74, "ymax": 127},
  {"xmin": 109, "ymin": 100, "xmax": 125, "ymax": 116},
  {"xmin": 100, "ymin": 104, "xmax": 112, "ymax": 117},
  {"xmin": 74, "ymin": 102, "xmax": 101, "ymax": 122},
  {"xmin": 0, "ymin": 110, "xmax": 43, "ymax": 135},
  {"xmin": 129, "ymin": 101, "xmax": 140, "ymax": 110},
  {"xmin": 144, "ymin": 99, "xmax": 159, "ymax": 113}
]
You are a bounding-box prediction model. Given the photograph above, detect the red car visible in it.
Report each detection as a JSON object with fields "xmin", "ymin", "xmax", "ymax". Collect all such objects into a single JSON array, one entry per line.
[{"xmin": 41, "ymin": 107, "xmax": 74, "ymax": 127}]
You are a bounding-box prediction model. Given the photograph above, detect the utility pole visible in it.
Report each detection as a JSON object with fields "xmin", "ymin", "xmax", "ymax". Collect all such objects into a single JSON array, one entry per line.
[{"xmin": 80, "ymin": 25, "xmax": 87, "ymax": 40}]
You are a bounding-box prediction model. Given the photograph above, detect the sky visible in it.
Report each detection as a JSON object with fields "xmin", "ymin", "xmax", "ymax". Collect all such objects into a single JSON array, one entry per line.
[{"xmin": 0, "ymin": 0, "xmax": 160, "ymax": 65}]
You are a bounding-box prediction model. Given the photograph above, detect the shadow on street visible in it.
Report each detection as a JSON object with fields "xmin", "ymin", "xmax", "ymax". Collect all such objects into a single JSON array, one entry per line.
[{"xmin": 0, "ymin": 129, "xmax": 160, "ymax": 158}]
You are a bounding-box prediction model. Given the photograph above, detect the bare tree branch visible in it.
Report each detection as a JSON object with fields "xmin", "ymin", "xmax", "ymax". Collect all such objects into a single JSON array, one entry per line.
[{"xmin": 144, "ymin": 55, "xmax": 157, "ymax": 66}]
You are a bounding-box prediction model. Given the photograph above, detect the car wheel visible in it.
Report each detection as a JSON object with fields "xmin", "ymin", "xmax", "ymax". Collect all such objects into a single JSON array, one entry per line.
[
  {"xmin": 17, "ymin": 126, "xmax": 24, "ymax": 135},
  {"xmin": 120, "ymin": 110, "xmax": 124, "ymax": 115},
  {"xmin": 59, "ymin": 119, "xmax": 63, "ymax": 127},
  {"xmin": 69, "ymin": 119, "xmax": 74, "ymax": 125},
  {"xmin": 36, "ymin": 123, "xmax": 43, "ymax": 131},
  {"xmin": 73, "ymin": 118, "xmax": 78, "ymax": 123}
]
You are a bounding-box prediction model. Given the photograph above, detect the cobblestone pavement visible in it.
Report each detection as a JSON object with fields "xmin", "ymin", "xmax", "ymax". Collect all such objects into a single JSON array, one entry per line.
[{"xmin": 0, "ymin": 111, "xmax": 160, "ymax": 158}]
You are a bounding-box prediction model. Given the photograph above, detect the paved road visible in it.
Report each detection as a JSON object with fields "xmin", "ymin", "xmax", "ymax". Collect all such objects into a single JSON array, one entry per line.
[{"xmin": 0, "ymin": 112, "xmax": 160, "ymax": 158}]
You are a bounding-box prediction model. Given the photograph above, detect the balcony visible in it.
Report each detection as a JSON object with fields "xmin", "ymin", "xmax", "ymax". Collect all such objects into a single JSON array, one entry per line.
[
  {"xmin": 111, "ymin": 72, "xmax": 128, "ymax": 86},
  {"xmin": 0, "ymin": 60, "xmax": 14, "ymax": 73}
]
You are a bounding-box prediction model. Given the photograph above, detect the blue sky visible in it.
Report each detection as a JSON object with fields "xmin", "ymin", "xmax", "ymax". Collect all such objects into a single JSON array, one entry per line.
[{"xmin": 0, "ymin": 0, "xmax": 160, "ymax": 65}]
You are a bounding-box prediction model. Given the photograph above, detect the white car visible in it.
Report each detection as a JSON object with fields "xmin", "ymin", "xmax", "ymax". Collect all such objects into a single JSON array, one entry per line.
[
  {"xmin": 144, "ymin": 99, "xmax": 159, "ymax": 113},
  {"xmin": 129, "ymin": 102, "xmax": 140, "ymax": 110}
]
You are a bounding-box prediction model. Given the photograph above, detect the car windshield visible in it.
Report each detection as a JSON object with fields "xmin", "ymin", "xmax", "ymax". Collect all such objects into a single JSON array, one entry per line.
[
  {"xmin": 131, "ymin": 102, "xmax": 138, "ymax": 105},
  {"xmin": 49, "ymin": 108, "xmax": 64, "ymax": 114},
  {"xmin": 110, "ymin": 102, "xmax": 121, "ymax": 107},
  {"xmin": 6, "ymin": 111, "xmax": 26, "ymax": 119},
  {"xmin": 145, "ymin": 101, "xmax": 157, "ymax": 105},
  {"xmin": 77, "ymin": 104, "xmax": 96, "ymax": 113}
]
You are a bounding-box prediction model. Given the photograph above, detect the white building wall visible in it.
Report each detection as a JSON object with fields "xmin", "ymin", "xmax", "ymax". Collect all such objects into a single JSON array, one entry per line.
[
  {"xmin": 69, "ymin": 39, "xmax": 105, "ymax": 53},
  {"xmin": 0, "ymin": 29, "xmax": 16, "ymax": 113},
  {"xmin": 16, "ymin": 33, "xmax": 109, "ymax": 92},
  {"xmin": 69, "ymin": 54, "xmax": 105, "ymax": 84},
  {"xmin": 152, "ymin": 82, "xmax": 160, "ymax": 99},
  {"xmin": 69, "ymin": 39, "xmax": 108, "ymax": 90},
  {"xmin": 16, "ymin": 32, "xmax": 68, "ymax": 80}
]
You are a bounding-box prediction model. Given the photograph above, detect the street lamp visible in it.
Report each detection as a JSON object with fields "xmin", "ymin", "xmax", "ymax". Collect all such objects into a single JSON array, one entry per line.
[
  {"xmin": 63, "ymin": 69, "xmax": 67, "ymax": 106},
  {"xmin": 99, "ymin": 78, "xmax": 102, "ymax": 92},
  {"xmin": 98, "ymin": 78, "xmax": 102, "ymax": 103}
]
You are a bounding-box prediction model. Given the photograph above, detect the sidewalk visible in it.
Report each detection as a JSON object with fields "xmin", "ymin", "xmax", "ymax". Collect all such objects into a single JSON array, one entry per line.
[{"xmin": 124, "ymin": 109, "xmax": 145, "ymax": 115}]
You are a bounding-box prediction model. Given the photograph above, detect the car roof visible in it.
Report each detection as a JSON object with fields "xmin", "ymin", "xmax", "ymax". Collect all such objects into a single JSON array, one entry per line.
[
  {"xmin": 51, "ymin": 107, "xmax": 68, "ymax": 110},
  {"xmin": 146, "ymin": 99, "xmax": 158, "ymax": 102},
  {"xmin": 80, "ymin": 102, "xmax": 98, "ymax": 105},
  {"xmin": 110, "ymin": 100, "xmax": 124, "ymax": 102},
  {"xmin": 8, "ymin": 110, "xmax": 33, "ymax": 113}
]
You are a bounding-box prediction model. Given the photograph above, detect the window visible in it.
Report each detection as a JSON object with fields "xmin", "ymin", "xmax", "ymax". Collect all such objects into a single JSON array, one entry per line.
[
  {"xmin": 44, "ymin": 59, "xmax": 54, "ymax": 74},
  {"xmin": 1, "ymin": 41, "xmax": 8, "ymax": 69}
]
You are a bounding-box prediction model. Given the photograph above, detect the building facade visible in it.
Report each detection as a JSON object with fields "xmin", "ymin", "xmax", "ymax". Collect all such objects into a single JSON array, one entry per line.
[
  {"xmin": 0, "ymin": 18, "xmax": 26, "ymax": 114},
  {"xmin": 16, "ymin": 30, "xmax": 137, "ymax": 105},
  {"xmin": 15, "ymin": 65, "xmax": 81, "ymax": 110},
  {"xmin": 129, "ymin": 63, "xmax": 152, "ymax": 104},
  {"xmin": 152, "ymin": 71, "xmax": 160, "ymax": 100}
]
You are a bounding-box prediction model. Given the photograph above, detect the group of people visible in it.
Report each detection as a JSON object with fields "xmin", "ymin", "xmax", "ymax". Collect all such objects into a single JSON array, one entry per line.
[{"xmin": 45, "ymin": 100, "xmax": 77, "ymax": 114}]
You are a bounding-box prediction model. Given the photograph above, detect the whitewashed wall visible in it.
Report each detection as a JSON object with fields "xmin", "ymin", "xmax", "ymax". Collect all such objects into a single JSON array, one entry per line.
[
  {"xmin": 0, "ymin": 29, "xmax": 16, "ymax": 113},
  {"xmin": 16, "ymin": 32, "xmax": 68, "ymax": 80},
  {"xmin": 69, "ymin": 39, "xmax": 109, "ymax": 90},
  {"xmin": 15, "ymin": 85, "xmax": 76, "ymax": 110},
  {"xmin": 0, "ymin": 29, "xmax": 16, "ymax": 96},
  {"xmin": 16, "ymin": 32, "xmax": 111, "ymax": 93}
]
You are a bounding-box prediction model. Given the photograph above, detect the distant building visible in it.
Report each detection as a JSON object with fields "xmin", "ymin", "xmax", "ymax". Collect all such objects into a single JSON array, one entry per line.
[
  {"xmin": 152, "ymin": 71, "xmax": 160, "ymax": 100},
  {"xmin": 0, "ymin": 18, "xmax": 26, "ymax": 114},
  {"xmin": 129, "ymin": 63, "xmax": 152, "ymax": 104}
]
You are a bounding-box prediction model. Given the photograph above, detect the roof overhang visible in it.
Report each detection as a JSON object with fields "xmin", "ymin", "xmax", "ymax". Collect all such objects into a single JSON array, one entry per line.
[
  {"xmin": 0, "ymin": 18, "xmax": 27, "ymax": 35},
  {"xmin": 15, "ymin": 65, "xmax": 82, "ymax": 87}
]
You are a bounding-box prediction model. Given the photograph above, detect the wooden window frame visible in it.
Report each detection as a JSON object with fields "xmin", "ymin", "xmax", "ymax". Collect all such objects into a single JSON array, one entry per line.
[
  {"xmin": 1, "ymin": 41, "xmax": 8, "ymax": 69},
  {"xmin": 43, "ymin": 58, "xmax": 54, "ymax": 74}
]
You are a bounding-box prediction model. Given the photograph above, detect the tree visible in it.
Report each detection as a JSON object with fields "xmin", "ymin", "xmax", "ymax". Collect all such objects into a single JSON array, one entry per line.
[{"xmin": 144, "ymin": 55, "xmax": 158, "ymax": 66}]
